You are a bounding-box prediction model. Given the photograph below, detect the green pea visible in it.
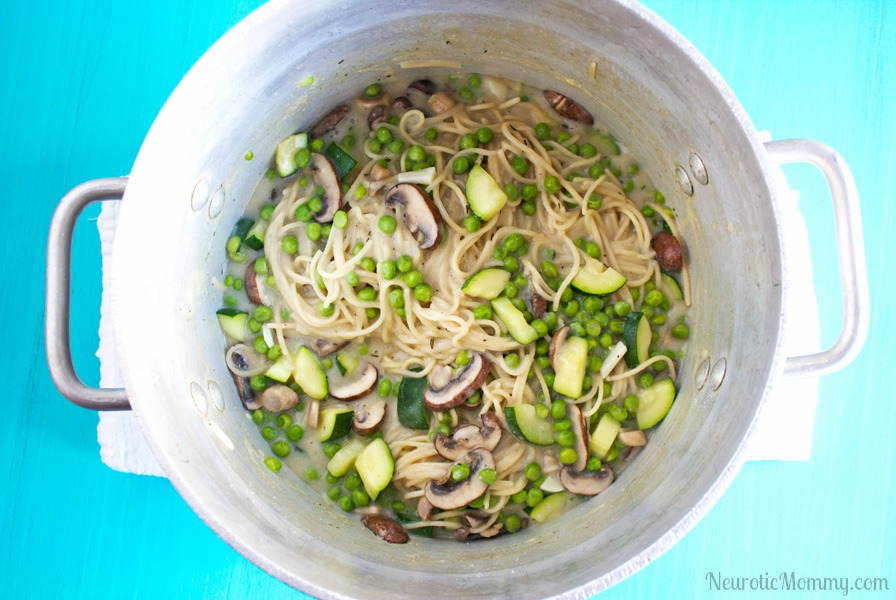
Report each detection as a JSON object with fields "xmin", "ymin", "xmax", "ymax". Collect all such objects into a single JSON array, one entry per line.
[
  {"xmin": 652, "ymin": 313, "xmax": 668, "ymax": 326},
  {"xmin": 424, "ymin": 127, "xmax": 438, "ymax": 141},
  {"xmin": 524, "ymin": 463, "xmax": 542, "ymax": 482},
  {"xmin": 556, "ymin": 430, "xmax": 576, "ymax": 447},
  {"xmin": 261, "ymin": 425, "xmax": 278, "ymax": 441},
  {"xmin": 272, "ymin": 440, "xmax": 291, "ymax": 458},
  {"xmin": 588, "ymin": 355, "xmax": 603, "ymax": 373},
  {"xmin": 264, "ymin": 457, "xmax": 282, "ymax": 472},
  {"xmin": 504, "ymin": 353, "xmax": 520, "ymax": 369},
  {"xmin": 534, "ymin": 122, "xmax": 550, "ymax": 140},
  {"xmin": 327, "ymin": 486, "xmax": 341, "ymax": 501},
  {"xmin": 292, "ymin": 147, "xmax": 312, "ymax": 169},
  {"xmin": 605, "ymin": 447, "xmax": 619, "ymax": 463},
  {"xmin": 358, "ymin": 286, "xmax": 377, "ymax": 302},
  {"xmin": 249, "ymin": 374, "xmax": 267, "ymax": 392},
  {"xmin": 338, "ymin": 496, "xmax": 354, "ymax": 511},
  {"xmin": 584, "ymin": 241, "xmax": 601, "ymax": 259},
  {"xmin": 387, "ymin": 138, "xmax": 405, "ymax": 154},
  {"xmin": 608, "ymin": 403, "xmax": 628, "ymax": 422},
  {"xmin": 671, "ymin": 323, "xmax": 690, "ymax": 339},
  {"xmin": 556, "ymin": 131, "xmax": 571, "ymax": 143},
  {"xmin": 584, "ymin": 319, "xmax": 601, "ymax": 338},
  {"xmin": 503, "ymin": 514, "xmax": 522, "ymax": 533},
  {"xmin": 511, "ymin": 156, "xmax": 528, "ymax": 175},
  {"xmin": 251, "ymin": 409, "xmax": 265, "ymax": 425},
  {"xmin": 387, "ymin": 115, "xmax": 400, "ymax": 126},
  {"xmin": 379, "ymin": 259, "xmax": 397, "ymax": 280},
  {"xmin": 535, "ymin": 339, "xmax": 550, "ymax": 356},
  {"xmin": 550, "ymin": 400, "xmax": 567, "ymax": 420},
  {"xmin": 246, "ymin": 318, "xmax": 261, "ymax": 334},
  {"xmin": 413, "ymin": 284, "xmax": 433, "ymax": 302},
  {"xmin": 322, "ymin": 442, "xmax": 341, "ymax": 458},
  {"xmin": 351, "ymin": 489, "xmax": 370, "ymax": 508},
  {"xmin": 468, "ymin": 73, "xmax": 482, "ymax": 88},
  {"xmin": 364, "ymin": 83, "xmax": 383, "ymax": 98},
  {"xmin": 543, "ymin": 312, "xmax": 558, "ymax": 330},
  {"xmin": 478, "ymin": 467, "xmax": 497, "ymax": 484},
  {"xmin": 502, "ymin": 255, "xmax": 519, "ymax": 271},
  {"xmin": 391, "ymin": 500, "xmax": 407, "ymax": 512},
  {"xmin": 378, "ymin": 215, "xmax": 397, "ymax": 234},
  {"xmin": 317, "ymin": 301, "xmax": 335, "ymax": 316},
  {"xmin": 526, "ymin": 488, "xmax": 544, "ymax": 508},
  {"xmin": 638, "ymin": 372, "xmax": 654, "ymax": 388},
  {"xmin": 389, "ymin": 289, "xmax": 405, "ymax": 309},
  {"xmin": 302, "ymin": 467, "xmax": 318, "ymax": 481},
  {"xmin": 252, "ymin": 336, "xmax": 269, "ymax": 355},
  {"xmin": 563, "ymin": 300, "xmax": 579, "ymax": 318},
  {"xmin": 376, "ymin": 126, "xmax": 393, "ymax": 144},
  {"xmin": 459, "ymin": 133, "xmax": 478, "ymax": 150},
  {"xmin": 404, "ymin": 269, "xmax": 423, "ymax": 287},
  {"xmin": 367, "ymin": 138, "xmax": 383, "ymax": 153},
  {"xmin": 343, "ymin": 472, "xmax": 361, "ymax": 491},
  {"xmin": 653, "ymin": 190, "xmax": 666, "ymax": 204},
  {"xmin": 281, "ymin": 235, "xmax": 299, "ymax": 254},
  {"xmin": 332, "ymin": 210, "xmax": 348, "ymax": 229},
  {"xmin": 504, "ymin": 184, "xmax": 519, "ymax": 202},
  {"xmin": 308, "ymin": 196, "xmax": 323, "ymax": 214},
  {"xmin": 521, "ymin": 184, "xmax": 538, "ymax": 201},
  {"xmin": 453, "ymin": 156, "xmax": 470, "ymax": 174},
  {"xmin": 473, "ymin": 305, "xmax": 492, "ymax": 320},
  {"xmin": 558, "ymin": 448, "xmax": 578, "ymax": 465},
  {"xmin": 476, "ymin": 127, "xmax": 494, "ymax": 144},
  {"xmin": 587, "ymin": 163, "xmax": 603, "ymax": 179},
  {"xmin": 623, "ymin": 394, "xmax": 639, "ymax": 414},
  {"xmin": 456, "ymin": 351, "xmax": 471, "ymax": 367},
  {"xmin": 459, "ymin": 86, "xmax": 474, "ymax": 101},
  {"xmin": 586, "ymin": 457, "xmax": 602, "ymax": 472},
  {"xmin": 535, "ymin": 356, "xmax": 550, "ymax": 370},
  {"xmin": 569, "ymin": 322, "xmax": 585, "ymax": 337},
  {"xmin": 260, "ymin": 204, "xmax": 275, "ymax": 221},
  {"xmin": 644, "ymin": 289, "xmax": 665, "ymax": 307},
  {"xmin": 586, "ymin": 196, "xmax": 603, "ymax": 211},
  {"xmin": 553, "ymin": 417, "xmax": 572, "ymax": 432},
  {"xmin": 544, "ymin": 175, "xmax": 561, "ymax": 194},
  {"xmin": 346, "ymin": 271, "xmax": 360, "ymax": 287},
  {"xmin": 597, "ymin": 332, "xmax": 612, "ymax": 349},
  {"xmin": 464, "ymin": 214, "xmax": 481, "ymax": 232},
  {"xmin": 609, "ymin": 319, "xmax": 625, "ymax": 335},
  {"xmin": 613, "ymin": 301, "xmax": 631, "ymax": 317},
  {"xmin": 521, "ymin": 201, "xmax": 536, "ymax": 216},
  {"xmin": 579, "ymin": 143, "xmax": 597, "ymax": 158},
  {"xmin": 544, "ymin": 372, "xmax": 555, "ymax": 388},
  {"xmin": 295, "ymin": 203, "xmax": 313, "ymax": 222},
  {"xmin": 252, "ymin": 305, "xmax": 272, "ymax": 323},
  {"xmin": 407, "ymin": 144, "xmax": 426, "ymax": 162},
  {"xmin": 360, "ymin": 257, "xmax": 376, "ymax": 272},
  {"xmin": 305, "ymin": 221, "xmax": 322, "ymax": 242},
  {"xmin": 642, "ymin": 205, "xmax": 655, "ymax": 218},
  {"xmin": 504, "ymin": 282, "xmax": 518, "ymax": 299},
  {"xmin": 540, "ymin": 261, "xmax": 558, "ymax": 279},
  {"xmin": 531, "ymin": 319, "xmax": 548, "ymax": 338},
  {"xmin": 511, "ymin": 490, "xmax": 528, "ymax": 504},
  {"xmin": 492, "ymin": 245, "xmax": 507, "ymax": 260},
  {"xmin": 396, "ymin": 254, "xmax": 413, "ymax": 273},
  {"xmin": 325, "ymin": 472, "xmax": 338, "ymax": 484},
  {"xmin": 451, "ymin": 463, "xmax": 471, "ymax": 481}
]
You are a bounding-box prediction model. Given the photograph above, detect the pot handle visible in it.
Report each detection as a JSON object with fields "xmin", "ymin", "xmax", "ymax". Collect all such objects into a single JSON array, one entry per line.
[
  {"xmin": 46, "ymin": 177, "xmax": 131, "ymax": 410},
  {"xmin": 764, "ymin": 139, "xmax": 869, "ymax": 378}
]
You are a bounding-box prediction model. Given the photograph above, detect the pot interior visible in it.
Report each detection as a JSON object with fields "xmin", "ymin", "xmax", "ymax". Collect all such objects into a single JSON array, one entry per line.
[{"xmin": 112, "ymin": 1, "xmax": 785, "ymax": 597}]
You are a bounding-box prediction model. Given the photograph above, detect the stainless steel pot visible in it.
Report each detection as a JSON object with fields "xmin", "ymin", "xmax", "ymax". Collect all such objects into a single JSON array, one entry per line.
[{"xmin": 46, "ymin": 1, "xmax": 869, "ymax": 597}]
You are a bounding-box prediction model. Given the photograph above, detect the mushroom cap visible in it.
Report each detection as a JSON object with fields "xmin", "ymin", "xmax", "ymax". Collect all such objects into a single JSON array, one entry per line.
[
  {"xmin": 385, "ymin": 183, "xmax": 443, "ymax": 249},
  {"xmin": 309, "ymin": 105, "xmax": 349, "ymax": 139},
  {"xmin": 423, "ymin": 353, "xmax": 490, "ymax": 410},
  {"xmin": 417, "ymin": 496, "xmax": 434, "ymax": 521},
  {"xmin": 566, "ymin": 404, "xmax": 589, "ymax": 472},
  {"xmin": 352, "ymin": 399, "xmax": 387, "ymax": 436},
  {"xmin": 392, "ymin": 96, "xmax": 412, "ymax": 111},
  {"xmin": 530, "ymin": 293, "xmax": 547, "ymax": 319},
  {"xmin": 244, "ymin": 262, "xmax": 265, "ymax": 305},
  {"xmin": 330, "ymin": 363, "xmax": 378, "ymax": 401},
  {"xmin": 651, "ymin": 231, "xmax": 683, "ymax": 271},
  {"xmin": 309, "ymin": 153, "xmax": 343, "ymax": 223},
  {"xmin": 427, "ymin": 91, "xmax": 456, "ymax": 114},
  {"xmin": 309, "ymin": 338, "xmax": 348, "ymax": 358},
  {"xmin": 543, "ymin": 90, "xmax": 594, "ymax": 125},
  {"xmin": 432, "ymin": 412, "xmax": 502, "ymax": 461},
  {"xmin": 559, "ymin": 464, "xmax": 615, "ymax": 496},
  {"xmin": 367, "ymin": 105, "xmax": 386, "ymax": 130},
  {"xmin": 549, "ymin": 325, "xmax": 571, "ymax": 369},
  {"xmin": 260, "ymin": 384, "xmax": 300, "ymax": 413},
  {"xmin": 407, "ymin": 79, "xmax": 436, "ymax": 97},
  {"xmin": 424, "ymin": 448, "xmax": 495, "ymax": 510},
  {"xmin": 231, "ymin": 371, "xmax": 261, "ymax": 411},
  {"xmin": 362, "ymin": 514, "xmax": 409, "ymax": 544}
]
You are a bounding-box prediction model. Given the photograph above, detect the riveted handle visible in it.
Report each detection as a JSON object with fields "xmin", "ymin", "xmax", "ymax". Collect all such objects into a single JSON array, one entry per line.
[
  {"xmin": 765, "ymin": 139, "xmax": 870, "ymax": 378},
  {"xmin": 46, "ymin": 177, "xmax": 131, "ymax": 410}
]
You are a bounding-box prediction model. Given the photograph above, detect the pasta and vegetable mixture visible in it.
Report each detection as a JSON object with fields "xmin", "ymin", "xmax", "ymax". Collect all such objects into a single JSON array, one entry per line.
[{"xmin": 216, "ymin": 74, "xmax": 691, "ymax": 544}]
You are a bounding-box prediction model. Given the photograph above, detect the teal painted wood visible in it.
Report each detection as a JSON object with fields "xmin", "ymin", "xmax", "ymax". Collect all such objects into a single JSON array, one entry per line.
[{"xmin": 2, "ymin": 1, "xmax": 892, "ymax": 598}]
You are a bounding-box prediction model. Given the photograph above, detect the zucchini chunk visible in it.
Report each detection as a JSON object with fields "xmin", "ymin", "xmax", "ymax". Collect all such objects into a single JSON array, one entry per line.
[
  {"xmin": 589, "ymin": 413, "xmax": 620, "ymax": 459},
  {"xmin": 318, "ymin": 407, "xmax": 354, "ymax": 442},
  {"xmin": 275, "ymin": 133, "xmax": 309, "ymax": 177},
  {"xmin": 216, "ymin": 309, "xmax": 249, "ymax": 340},
  {"xmin": 355, "ymin": 438, "xmax": 394, "ymax": 501},
  {"xmin": 636, "ymin": 378, "xmax": 676, "ymax": 430},
  {"xmin": 622, "ymin": 312, "xmax": 651, "ymax": 368},
  {"xmin": 327, "ymin": 437, "xmax": 366, "ymax": 477},
  {"xmin": 552, "ymin": 336, "xmax": 588, "ymax": 398},
  {"xmin": 294, "ymin": 346, "xmax": 328, "ymax": 400},
  {"xmin": 491, "ymin": 297, "xmax": 539, "ymax": 345},
  {"xmin": 465, "ymin": 164, "xmax": 508, "ymax": 220},
  {"xmin": 571, "ymin": 254, "xmax": 627, "ymax": 295},
  {"xmin": 505, "ymin": 404, "xmax": 554, "ymax": 446},
  {"xmin": 461, "ymin": 268, "xmax": 511, "ymax": 300}
]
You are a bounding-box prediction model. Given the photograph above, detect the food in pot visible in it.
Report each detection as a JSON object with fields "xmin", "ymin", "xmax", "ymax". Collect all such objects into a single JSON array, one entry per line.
[{"xmin": 215, "ymin": 74, "xmax": 692, "ymax": 542}]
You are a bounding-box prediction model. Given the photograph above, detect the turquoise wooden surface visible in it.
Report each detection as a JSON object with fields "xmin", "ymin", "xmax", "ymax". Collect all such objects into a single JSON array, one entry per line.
[{"xmin": 3, "ymin": 0, "xmax": 893, "ymax": 597}]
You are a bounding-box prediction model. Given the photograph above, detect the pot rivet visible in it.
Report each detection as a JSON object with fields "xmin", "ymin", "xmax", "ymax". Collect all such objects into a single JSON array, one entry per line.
[
  {"xmin": 208, "ymin": 186, "xmax": 226, "ymax": 219},
  {"xmin": 190, "ymin": 381, "xmax": 209, "ymax": 414},
  {"xmin": 708, "ymin": 358, "xmax": 727, "ymax": 391},
  {"xmin": 675, "ymin": 165, "xmax": 694, "ymax": 196},
  {"xmin": 208, "ymin": 380, "xmax": 225, "ymax": 411},
  {"xmin": 689, "ymin": 152, "xmax": 709, "ymax": 186},
  {"xmin": 191, "ymin": 178, "xmax": 210, "ymax": 211},
  {"xmin": 695, "ymin": 358, "xmax": 711, "ymax": 390}
]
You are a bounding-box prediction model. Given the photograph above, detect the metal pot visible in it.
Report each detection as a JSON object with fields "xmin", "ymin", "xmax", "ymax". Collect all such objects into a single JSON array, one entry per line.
[{"xmin": 46, "ymin": 1, "xmax": 869, "ymax": 597}]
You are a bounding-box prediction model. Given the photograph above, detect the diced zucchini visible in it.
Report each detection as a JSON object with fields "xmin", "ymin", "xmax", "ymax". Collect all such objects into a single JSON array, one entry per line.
[
  {"xmin": 465, "ymin": 164, "xmax": 508, "ymax": 220},
  {"xmin": 231, "ymin": 217, "xmax": 254, "ymax": 243},
  {"xmin": 324, "ymin": 142, "xmax": 358, "ymax": 181},
  {"xmin": 505, "ymin": 405, "xmax": 554, "ymax": 445},
  {"xmin": 530, "ymin": 492, "xmax": 577, "ymax": 523},
  {"xmin": 461, "ymin": 268, "xmax": 511, "ymax": 299},
  {"xmin": 394, "ymin": 513, "xmax": 433, "ymax": 537},
  {"xmin": 660, "ymin": 273, "xmax": 684, "ymax": 301},
  {"xmin": 355, "ymin": 438, "xmax": 394, "ymax": 501},
  {"xmin": 216, "ymin": 309, "xmax": 249, "ymax": 340},
  {"xmin": 294, "ymin": 346, "xmax": 328, "ymax": 400},
  {"xmin": 335, "ymin": 351, "xmax": 359, "ymax": 376},
  {"xmin": 243, "ymin": 220, "xmax": 266, "ymax": 251},
  {"xmin": 275, "ymin": 133, "xmax": 309, "ymax": 177},
  {"xmin": 327, "ymin": 437, "xmax": 366, "ymax": 477},
  {"xmin": 552, "ymin": 336, "xmax": 588, "ymax": 398},
  {"xmin": 397, "ymin": 373, "xmax": 429, "ymax": 430},
  {"xmin": 636, "ymin": 378, "xmax": 676, "ymax": 430},
  {"xmin": 491, "ymin": 297, "xmax": 539, "ymax": 345},
  {"xmin": 265, "ymin": 354, "xmax": 294, "ymax": 383},
  {"xmin": 622, "ymin": 312, "xmax": 651, "ymax": 368},
  {"xmin": 589, "ymin": 413, "xmax": 621, "ymax": 459},
  {"xmin": 571, "ymin": 254, "xmax": 627, "ymax": 295},
  {"xmin": 318, "ymin": 407, "xmax": 354, "ymax": 442},
  {"xmin": 591, "ymin": 132, "xmax": 620, "ymax": 157}
]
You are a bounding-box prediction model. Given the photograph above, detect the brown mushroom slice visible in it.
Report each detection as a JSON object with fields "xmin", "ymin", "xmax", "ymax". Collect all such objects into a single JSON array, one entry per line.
[
  {"xmin": 618, "ymin": 429, "xmax": 647, "ymax": 447},
  {"xmin": 392, "ymin": 96, "xmax": 412, "ymax": 111},
  {"xmin": 310, "ymin": 338, "xmax": 348, "ymax": 358},
  {"xmin": 407, "ymin": 79, "xmax": 436, "ymax": 97},
  {"xmin": 370, "ymin": 162, "xmax": 391, "ymax": 182},
  {"xmin": 309, "ymin": 153, "xmax": 343, "ymax": 223},
  {"xmin": 549, "ymin": 325, "xmax": 571, "ymax": 369},
  {"xmin": 566, "ymin": 404, "xmax": 589, "ymax": 472},
  {"xmin": 352, "ymin": 400, "xmax": 387, "ymax": 436},
  {"xmin": 559, "ymin": 464, "xmax": 614, "ymax": 496},
  {"xmin": 478, "ymin": 522, "xmax": 503, "ymax": 538},
  {"xmin": 356, "ymin": 92, "xmax": 389, "ymax": 112},
  {"xmin": 232, "ymin": 372, "xmax": 261, "ymax": 411},
  {"xmin": 417, "ymin": 496, "xmax": 434, "ymax": 521},
  {"xmin": 428, "ymin": 91, "xmax": 456, "ymax": 114},
  {"xmin": 543, "ymin": 90, "xmax": 594, "ymax": 125},
  {"xmin": 260, "ymin": 384, "xmax": 300, "ymax": 413},
  {"xmin": 530, "ymin": 293, "xmax": 547, "ymax": 319},
  {"xmin": 309, "ymin": 105, "xmax": 349, "ymax": 139},
  {"xmin": 367, "ymin": 105, "xmax": 386, "ymax": 130},
  {"xmin": 432, "ymin": 412, "xmax": 502, "ymax": 460},
  {"xmin": 244, "ymin": 262, "xmax": 264, "ymax": 305},
  {"xmin": 651, "ymin": 231, "xmax": 683, "ymax": 272},
  {"xmin": 385, "ymin": 183, "xmax": 443, "ymax": 249},
  {"xmin": 330, "ymin": 363, "xmax": 378, "ymax": 401},
  {"xmin": 454, "ymin": 527, "xmax": 470, "ymax": 542},
  {"xmin": 362, "ymin": 514, "xmax": 409, "ymax": 544},
  {"xmin": 423, "ymin": 353, "xmax": 490, "ymax": 410},
  {"xmin": 424, "ymin": 448, "xmax": 495, "ymax": 510}
]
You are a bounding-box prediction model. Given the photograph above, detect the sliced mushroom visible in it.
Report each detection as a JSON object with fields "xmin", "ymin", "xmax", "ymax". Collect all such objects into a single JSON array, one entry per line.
[
  {"xmin": 423, "ymin": 353, "xmax": 490, "ymax": 410},
  {"xmin": 454, "ymin": 527, "xmax": 470, "ymax": 542},
  {"xmin": 417, "ymin": 496, "xmax": 434, "ymax": 521},
  {"xmin": 356, "ymin": 92, "xmax": 390, "ymax": 112},
  {"xmin": 310, "ymin": 338, "xmax": 348, "ymax": 358},
  {"xmin": 424, "ymin": 448, "xmax": 495, "ymax": 510},
  {"xmin": 362, "ymin": 514, "xmax": 409, "ymax": 544},
  {"xmin": 367, "ymin": 105, "xmax": 386, "ymax": 129},
  {"xmin": 651, "ymin": 231, "xmax": 683, "ymax": 271},
  {"xmin": 370, "ymin": 162, "xmax": 391, "ymax": 182},
  {"xmin": 543, "ymin": 90, "xmax": 594, "ymax": 125},
  {"xmin": 244, "ymin": 262, "xmax": 264, "ymax": 305},
  {"xmin": 407, "ymin": 79, "xmax": 436, "ymax": 97},
  {"xmin": 559, "ymin": 464, "xmax": 614, "ymax": 496},
  {"xmin": 618, "ymin": 429, "xmax": 647, "ymax": 447},
  {"xmin": 428, "ymin": 91, "xmax": 456, "ymax": 114},
  {"xmin": 566, "ymin": 404, "xmax": 589, "ymax": 472},
  {"xmin": 433, "ymin": 412, "xmax": 502, "ymax": 460},
  {"xmin": 549, "ymin": 325, "xmax": 571, "ymax": 369},
  {"xmin": 260, "ymin": 384, "xmax": 300, "ymax": 412},
  {"xmin": 330, "ymin": 363, "xmax": 378, "ymax": 401},
  {"xmin": 352, "ymin": 400, "xmax": 387, "ymax": 436},
  {"xmin": 392, "ymin": 96, "xmax": 412, "ymax": 111},
  {"xmin": 530, "ymin": 293, "xmax": 547, "ymax": 319},
  {"xmin": 309, "ymin": 105, "xmax": 349, "ymax": 139},
  {"xmin": 385, "ymin": 183, "xmax": 443, "ymax": 249},
  {"xmin": 478, "ymin": 522, "xmax": 503, "ymax": 538},
  {"xmin": 231, "ymin": 372, "xmax": 261, "ymax": 411},
  {"xmin": 309, "ymin": 152, "xmax": 343, "ymax": 223}
]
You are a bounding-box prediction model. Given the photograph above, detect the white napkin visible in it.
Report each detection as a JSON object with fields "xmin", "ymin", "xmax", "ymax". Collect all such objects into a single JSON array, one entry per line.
[{"xmin": 95, "ymin": 140, "xmax": 820, "ymax": 475}]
